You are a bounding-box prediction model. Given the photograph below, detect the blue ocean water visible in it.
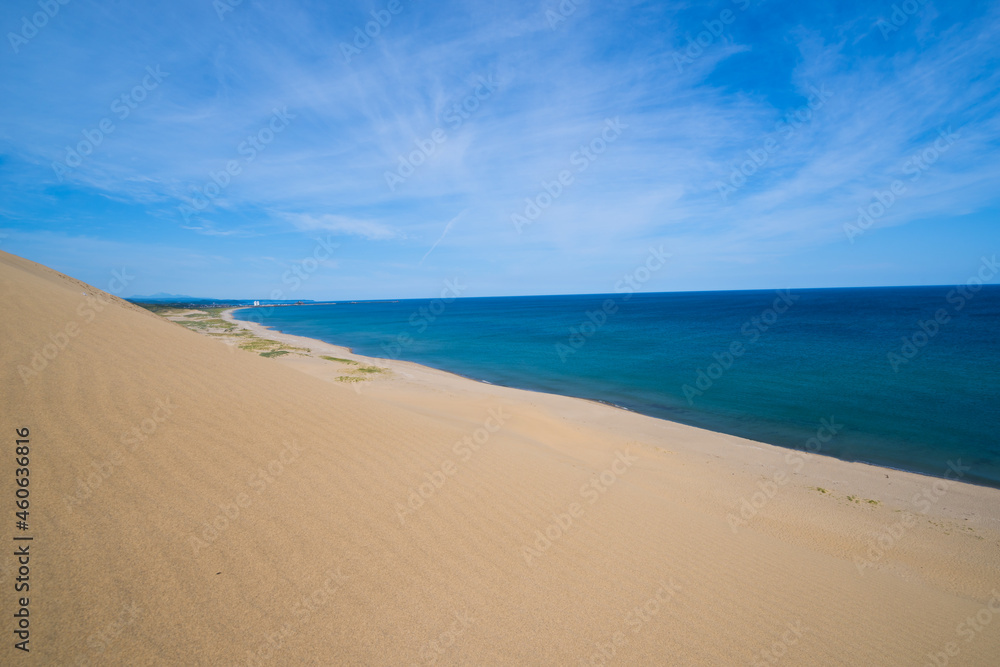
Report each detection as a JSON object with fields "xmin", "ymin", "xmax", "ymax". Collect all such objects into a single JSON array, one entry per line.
[{"xmin": 234, "ymin": 286, "xmax": 1000, "ymax": 488}]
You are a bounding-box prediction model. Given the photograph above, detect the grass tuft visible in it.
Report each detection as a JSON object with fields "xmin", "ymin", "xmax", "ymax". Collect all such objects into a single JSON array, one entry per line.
[{"xmin": 321, "ymin": 356, "xmax": 358, "ymax": 365}]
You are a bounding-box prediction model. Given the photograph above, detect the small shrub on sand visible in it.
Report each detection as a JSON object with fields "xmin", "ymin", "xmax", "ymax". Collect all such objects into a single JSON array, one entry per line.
[
  {"xmin": 239, "ymin": 338, "xmax": 278, "ymax": 351},
  {"xmin": 321, "ymin": 356, "xmax": 357, "ymax": 364}
]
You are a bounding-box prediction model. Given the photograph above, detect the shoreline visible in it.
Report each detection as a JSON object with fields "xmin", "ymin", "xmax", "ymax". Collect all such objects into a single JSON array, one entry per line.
[
  {"xmin": 226, "ymin": 306, "xmax": 1000, "ymax": 493},
  {"xmin": 218, "ymin": 303, "xmax": 1000, "ymax": 605}
]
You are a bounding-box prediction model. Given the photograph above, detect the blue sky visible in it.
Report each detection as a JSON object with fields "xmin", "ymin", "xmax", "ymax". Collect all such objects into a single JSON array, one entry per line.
[{"xmin": 1, "ymin": 0, "xmax": 998, "ymax": 300}]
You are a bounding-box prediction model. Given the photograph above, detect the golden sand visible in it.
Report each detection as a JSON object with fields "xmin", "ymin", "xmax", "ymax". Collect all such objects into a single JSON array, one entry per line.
[{"xmin": 2, "ymin": 249, "xmax": 998, "ymax": 665}]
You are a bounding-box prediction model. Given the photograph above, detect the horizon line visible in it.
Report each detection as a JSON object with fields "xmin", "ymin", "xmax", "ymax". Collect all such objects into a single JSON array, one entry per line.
[{"xmin": 125, "ymin": 282, "xmax": 999, "ymax": 304}]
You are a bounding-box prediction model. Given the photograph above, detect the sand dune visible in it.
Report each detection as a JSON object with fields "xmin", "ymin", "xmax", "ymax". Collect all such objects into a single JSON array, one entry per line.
[{"xmin": 2, "ymin": 248, "xmax": 999, "ymax": 666}]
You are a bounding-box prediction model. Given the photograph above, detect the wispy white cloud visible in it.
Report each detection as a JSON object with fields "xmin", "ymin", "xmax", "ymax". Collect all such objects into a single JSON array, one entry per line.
[
  {"xmin": 420, "ymin": 208, "xmax": 467, "ymax": 265},
  {"xmin": 283, "ymin": 213, "xmax": 401, "ymax": 240}
]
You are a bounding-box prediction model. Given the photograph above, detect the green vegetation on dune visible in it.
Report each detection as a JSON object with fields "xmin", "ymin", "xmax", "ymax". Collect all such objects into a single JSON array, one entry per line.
[
  {"xmin": 238, "ymin": 334, "xmax": 307, "ymax": 357},
  {"xmin": 190, "ymin": 318, "xmax": 231, "ymax": 328},
  {"xmin": 145, "ymin": 306, "xmax": 386, "ymax": 375},
  {"xmin": 238, "ymin": 339, "xmax": 282, "ymax": 351},
  {"xmin": 320, "ymin": 356, "xmax": 388, "ymax": 381},
  {"xmin": 320, "ymin": 356, "xmax": 358, "ymax": 365}
]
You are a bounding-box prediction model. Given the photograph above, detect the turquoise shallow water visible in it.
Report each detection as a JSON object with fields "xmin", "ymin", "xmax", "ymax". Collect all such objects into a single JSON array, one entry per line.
[{"xmin": 234, "ymin": 286, "xmax": 1000, "ymax": 488}]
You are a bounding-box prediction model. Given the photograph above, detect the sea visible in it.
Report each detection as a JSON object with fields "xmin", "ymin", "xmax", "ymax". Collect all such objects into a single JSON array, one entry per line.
[{"xmin": 233, "ymin": 285, "xmax": 1000, "ymax": 488}]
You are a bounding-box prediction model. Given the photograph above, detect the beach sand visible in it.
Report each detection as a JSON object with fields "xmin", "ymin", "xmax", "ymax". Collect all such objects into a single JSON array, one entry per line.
[{"xmin": 2, "ymin": 248, "xmax": 999, "ymax": 665}]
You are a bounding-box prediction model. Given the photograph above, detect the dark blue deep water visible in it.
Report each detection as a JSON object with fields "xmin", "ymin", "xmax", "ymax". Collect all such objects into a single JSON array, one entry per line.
[{"xmin": 234, "ymin": 286, "xmax": 1000, "ymax": 488}]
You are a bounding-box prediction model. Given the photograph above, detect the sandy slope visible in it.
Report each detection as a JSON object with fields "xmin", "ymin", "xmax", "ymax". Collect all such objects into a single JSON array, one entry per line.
[{"xmin": 1, "ymin": 249, "xmax": 998, "ymax": 666}]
